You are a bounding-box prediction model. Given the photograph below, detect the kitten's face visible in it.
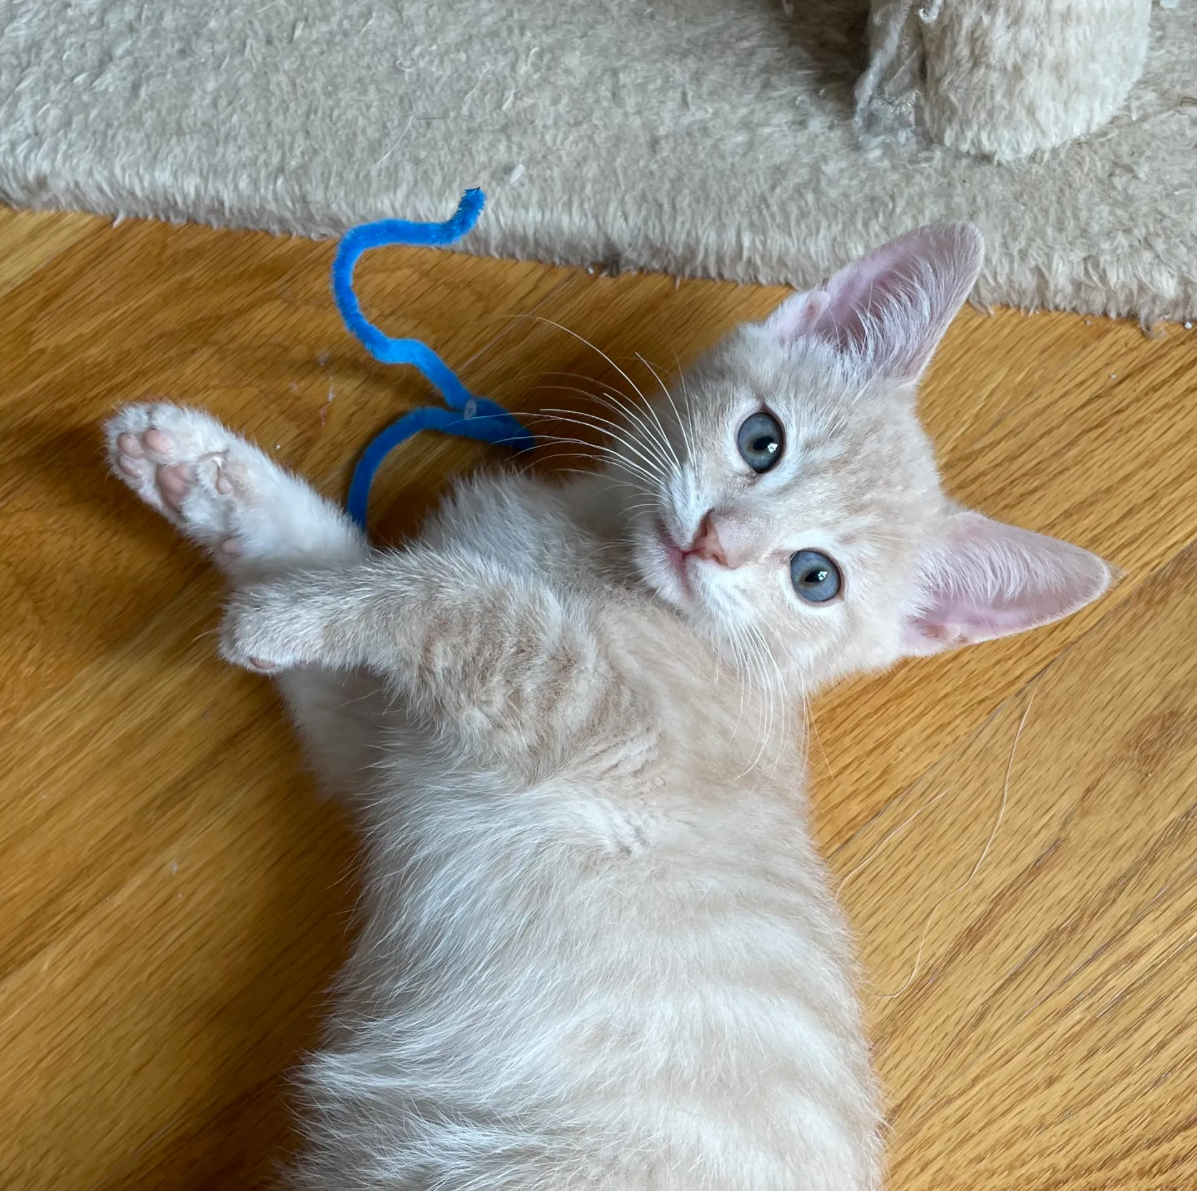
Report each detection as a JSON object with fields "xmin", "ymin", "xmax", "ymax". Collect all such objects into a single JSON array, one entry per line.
[
  {"xmin": 630, "ymin": 334, "xmax": 941, "ymax": 688},
  {"xmin": 615, "ymin": 225, "xmax": 1111, "ymax": 694}
]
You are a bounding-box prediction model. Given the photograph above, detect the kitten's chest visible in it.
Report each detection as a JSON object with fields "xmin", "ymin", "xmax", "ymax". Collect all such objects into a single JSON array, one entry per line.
[
  {"xmin": 566, "ymin": 690, "xmax": 806, "ymax": 859},
  {"xmin": 622, "ymin": 618, "xmax": 804, "ymax": 788}
]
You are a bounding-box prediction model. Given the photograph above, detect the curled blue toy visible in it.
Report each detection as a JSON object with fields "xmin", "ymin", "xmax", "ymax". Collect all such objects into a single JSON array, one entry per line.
[{"xmin": 331, "ymin": 189, "xmax": 536, "ymax": 529}]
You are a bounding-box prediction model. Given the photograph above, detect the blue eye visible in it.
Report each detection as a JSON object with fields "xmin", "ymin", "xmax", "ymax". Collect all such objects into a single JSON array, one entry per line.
[
  {"xmin": 790, "ymin": 550, "xmax": 841, "ymax": 602},
  {"xmin": 736, "ymin": 411, "xmax": 784, "ymax": 473}
]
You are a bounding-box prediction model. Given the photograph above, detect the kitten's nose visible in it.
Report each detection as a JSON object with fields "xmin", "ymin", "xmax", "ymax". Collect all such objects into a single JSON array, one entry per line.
[{"xmin": 687, "ymin": 511, "xmax": 728, "ymax": 567}]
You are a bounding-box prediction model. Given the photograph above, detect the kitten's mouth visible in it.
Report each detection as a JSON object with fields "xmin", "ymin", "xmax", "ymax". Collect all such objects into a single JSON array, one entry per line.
[{"xmin": 655, "ymin": 518, "xmax": 693, "ymax": 599}]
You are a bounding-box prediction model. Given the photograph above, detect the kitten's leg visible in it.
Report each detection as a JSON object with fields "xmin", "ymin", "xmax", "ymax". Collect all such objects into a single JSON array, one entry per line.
[
  {"xmin": 218, "ymin": 552, "xmax": 638, "ymax": 775},
  {"xmin": 106, "ymin": 402, "xmax": 385, "ymax": 791},
  {"xmin": 105, "ymin": 401, "xmax": 366, "ymax": 577}
]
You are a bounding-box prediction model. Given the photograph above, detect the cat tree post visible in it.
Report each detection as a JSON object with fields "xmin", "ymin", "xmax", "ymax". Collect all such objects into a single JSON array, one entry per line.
[{"xmin": 857, "ymin": 0, "xmax": 1154, "ymax": 161}]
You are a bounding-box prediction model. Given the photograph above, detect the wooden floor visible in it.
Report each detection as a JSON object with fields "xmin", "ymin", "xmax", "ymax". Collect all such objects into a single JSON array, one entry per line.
[{"xmin": 2, "ymin": 204, "xmax": 1196, "ymax": 1189}]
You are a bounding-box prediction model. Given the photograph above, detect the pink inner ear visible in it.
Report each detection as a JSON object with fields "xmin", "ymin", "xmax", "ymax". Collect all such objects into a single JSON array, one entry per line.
[
  {"xmin": 762, "ymin": 224, "xmax": 984, "ymax": 382},
  {"xmin": 903, "ymin": 512, "xmax": 1112, "ymax": 655},
  {"xmin": 763, "ymin": 289, "xmax": 831, "ymax": 347}
]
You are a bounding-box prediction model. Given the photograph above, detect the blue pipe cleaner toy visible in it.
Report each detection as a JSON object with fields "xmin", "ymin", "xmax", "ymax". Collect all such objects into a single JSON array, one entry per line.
[{"xmin": 331, "ymin": 188, "xmax": 536, "ymax": 529}]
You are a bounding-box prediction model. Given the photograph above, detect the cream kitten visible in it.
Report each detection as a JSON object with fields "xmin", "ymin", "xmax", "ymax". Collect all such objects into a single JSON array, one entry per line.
[{"xmin": 105, "ymin": 224, "xmax": 1109, "ymax": 1191}]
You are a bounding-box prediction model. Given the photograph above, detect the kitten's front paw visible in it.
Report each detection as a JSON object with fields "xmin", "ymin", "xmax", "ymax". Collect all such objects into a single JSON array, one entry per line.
[
  {"xmin": 107, "ymin": 403, "xmax": 245, "ymax": 543},
  {"xmin": 105, "ymin": 402, "xmax": 359, "ymax": 577},
  {"xmin": 219, "ymin": 584, "xmax": 309, "ymax": 674}
]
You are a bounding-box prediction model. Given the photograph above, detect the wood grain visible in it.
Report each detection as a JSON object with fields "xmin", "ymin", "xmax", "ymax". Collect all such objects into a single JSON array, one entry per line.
[
  {"xmin": 838, "ymin": 547, "xmax": 1197, "ymax": 1190},
  {"xmin": 0, "ymin": 207, "xmax": 1194, "ymax": 1188}
]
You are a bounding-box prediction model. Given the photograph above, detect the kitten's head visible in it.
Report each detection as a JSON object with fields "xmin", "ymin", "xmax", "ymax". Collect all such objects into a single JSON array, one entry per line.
[{"xmin": 619, "ymin": 224, "xmax": 1111, "ymax": 691}]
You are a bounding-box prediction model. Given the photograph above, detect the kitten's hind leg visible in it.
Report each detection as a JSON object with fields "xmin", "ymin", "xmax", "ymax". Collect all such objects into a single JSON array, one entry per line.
[
  {"xmin": 106, "ymin": 402, "xmax": 367, "ymax": 579},
  {"xmin": 107, "ymin": 403, "xmax": 383, "ymax": 793}
]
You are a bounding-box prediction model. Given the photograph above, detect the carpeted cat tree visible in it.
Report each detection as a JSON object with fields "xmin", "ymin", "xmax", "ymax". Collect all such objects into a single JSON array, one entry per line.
[
  {"xmin": 1, "ymin": 0, "xmax": 1190, "ymax": 320},
  {"xmin": 858, "ymin": 0, "xmax": 1155, "ymax": 160}
]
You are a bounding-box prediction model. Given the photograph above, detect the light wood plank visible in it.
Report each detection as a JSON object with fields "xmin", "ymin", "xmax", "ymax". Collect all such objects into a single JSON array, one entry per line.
[{"xmin": 0, "ymin": 207, "xmax": 102, "ymax": 299}]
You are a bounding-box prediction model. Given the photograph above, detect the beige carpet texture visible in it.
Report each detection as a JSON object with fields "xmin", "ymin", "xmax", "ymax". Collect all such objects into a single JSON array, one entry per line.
[{"xmin": 0, "ymin": 0, "xmax": 1194, "ymax": 321}]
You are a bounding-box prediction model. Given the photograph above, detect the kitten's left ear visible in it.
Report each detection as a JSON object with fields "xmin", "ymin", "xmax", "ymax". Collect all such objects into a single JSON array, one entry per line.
[
  {"xmin": 764, "ymin": 223, "xmax": 984, "ymax": 382},
  {"xmin": 901, "ymin": 510, "xmax": 1113, "ymax": 657}
]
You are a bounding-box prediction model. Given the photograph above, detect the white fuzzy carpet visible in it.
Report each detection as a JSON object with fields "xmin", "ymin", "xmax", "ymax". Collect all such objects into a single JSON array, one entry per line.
[{"xmin": 1, "ymin": 0, "xmax": 1194, "ymax": 320}]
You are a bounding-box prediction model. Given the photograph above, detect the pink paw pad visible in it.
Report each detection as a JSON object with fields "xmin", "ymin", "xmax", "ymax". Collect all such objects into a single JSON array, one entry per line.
[
  {"xmin": 156, "ymin": 462, "xmax": 195, "ymax": 513},
  {"xmin": 143, "ymin": 429, "xmax": 175, "ymax": 456}
]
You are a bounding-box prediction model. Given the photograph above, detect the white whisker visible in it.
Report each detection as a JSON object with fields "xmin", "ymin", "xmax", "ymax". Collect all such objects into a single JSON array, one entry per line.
[
  {"xmin": 514, "ymin": 314, "xmax": 656, "ymax": 417},
  {"xmin": 537, "ymin": 408, "xmax": 670, "ymax": 485},
  {"xmin": 875, "ymin": 694, "xmax": 1034, "ymax": 1002}
]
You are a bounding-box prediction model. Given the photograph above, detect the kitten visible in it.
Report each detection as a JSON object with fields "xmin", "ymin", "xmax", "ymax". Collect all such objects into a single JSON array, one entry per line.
[{"xmin": 105, "ymin": 224, "xmax": 1109, "ymax": 1190}]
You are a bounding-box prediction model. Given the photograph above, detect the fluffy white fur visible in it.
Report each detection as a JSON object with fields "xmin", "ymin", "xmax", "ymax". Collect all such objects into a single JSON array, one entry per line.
[
  {"xmin": 2, "ymin": 0, "xmax": 1195, "ymax": 321},
  {"xmin": 105, "ymin": 224, "xmax": 1110, "ymax": 1189}
]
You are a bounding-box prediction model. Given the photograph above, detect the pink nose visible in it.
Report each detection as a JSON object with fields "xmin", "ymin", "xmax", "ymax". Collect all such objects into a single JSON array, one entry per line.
[{"xmin": 686, "ymin": 511, "xmax": 728, "ymax": 567}]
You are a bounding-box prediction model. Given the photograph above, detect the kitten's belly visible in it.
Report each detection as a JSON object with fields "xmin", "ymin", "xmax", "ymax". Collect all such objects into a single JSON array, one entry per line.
[{"xmin": 330, "ymin": 752, "xmax": 882, "ymax": 1190}]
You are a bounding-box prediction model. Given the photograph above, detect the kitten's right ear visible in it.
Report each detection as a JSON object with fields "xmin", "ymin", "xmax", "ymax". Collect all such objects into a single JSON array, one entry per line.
[
  {"xmin": 763, "ymin": 223, "xmax": 984, "ymax": 382},
  {"xmin": 899, "ymin": 510, "xmax": 1113, "ymax": 656}
]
